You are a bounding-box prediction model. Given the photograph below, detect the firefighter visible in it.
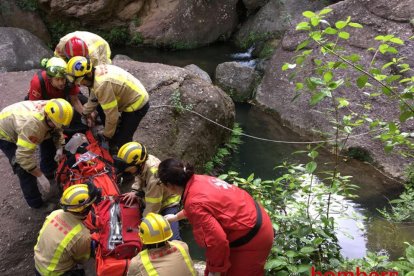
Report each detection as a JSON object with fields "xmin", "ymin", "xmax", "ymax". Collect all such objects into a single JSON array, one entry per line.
[
  {"xmin": 0, "ymin": 99, "xmax": 73, "ymax": 208},
  {"xmin": 27, "ymin": 57, "xmax": 86, "ymax": 174},
  {"xmin": 117, "ymin": 142, "xmax": 181, "ymax": 240},
  {"xmin": 65, "ymin": 56, "xmax": 149, "ymax": 152},
  {"xmin": 54, "ymin": 31, "xmax": 111, "ymax": 66},
  {"xmin": 127, "ymin": 213, "xmax": 196, "ymax": 276},
  {"xmin": 158, "ymin": 158, "xmax": 274, "ymax": 276},
  {"xmin": 34, "ymin": 183, "xmax": 99, "ymax": 276}
]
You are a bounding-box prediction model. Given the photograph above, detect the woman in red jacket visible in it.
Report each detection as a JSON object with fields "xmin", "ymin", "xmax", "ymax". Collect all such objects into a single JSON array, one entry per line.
[{"xmin": 158, "ymin": 158, "xmax": 274, "ymax": 276}]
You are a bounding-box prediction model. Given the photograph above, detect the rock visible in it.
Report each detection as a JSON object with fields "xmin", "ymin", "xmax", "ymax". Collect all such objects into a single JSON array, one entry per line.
[
  {"xmin": 113, "ymin": 54, "xmax": 134, "ymax": 61},
  {"xmin": 133, "ymin": 0, "xmax": 239, "ymax": 48},
  {"xmin": 184, "ymin": 64, "xmax": 212, "ymax": 83},
  {"xmin": 113, "ymin": 59, "xmax": 235, "ymax": 170},
  {"xmin": 215, "ymin": 61, "xmax": 260, "ymax": 102},
  {"xmin": 0, "ymin": 0, "xmax": 51, "ymax": 43},
  {"xmin": 234, "ymin": 0, "xmax": 327, "ymax": 48},
  {"xmin": 0, "ymin": 27, "xmax": 52, "ymax": 72},
  {"xmin": 257, "ymin": 0, "xmax": 414, "ymax": 178}
]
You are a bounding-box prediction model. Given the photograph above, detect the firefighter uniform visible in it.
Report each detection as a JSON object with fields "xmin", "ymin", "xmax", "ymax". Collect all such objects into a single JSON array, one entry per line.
[
  {"xmin": 82, "ymin": 64, "xmax": 149, "ymax": 147},
  {"xmin": 34, "ymin": 209, "xmax": 91, "ymax": 275},
  {"xmin": 0, "ymin": 101, "xmax": 64, "ymax": 207},
  {"xmin": 182, "ymin": 175, "xmax": 274, "ymax": 276},
  {"xmin": 131, "ymin": 154, "xmax": 181, "ymax": 239},
  {"xmin": 54, "ymin": 31, "xmax": 111, "ymax": 66},
  {"xmin": 127, "ymin": 240, "xmax": 195, "ymax": 276}
]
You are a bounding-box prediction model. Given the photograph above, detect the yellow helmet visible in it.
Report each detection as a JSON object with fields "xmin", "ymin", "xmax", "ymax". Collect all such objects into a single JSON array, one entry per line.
[
  {"xmin": 139, "ymin": 213, "xmax": 173, "ymax": 244},
  {"xmin": 44, "ymin": 98, "xmax": 74, "ymax": 128},
  {"xmin": 117, "ymin": 142, "xmax": 148, "ymax": 165},
  {"xmin": 66, "ymin": 56, "xmax": 92, "ymax": 84},
  {"xmin": 60, "ymin": 184, "xmax": 96, "ymax": 213}
]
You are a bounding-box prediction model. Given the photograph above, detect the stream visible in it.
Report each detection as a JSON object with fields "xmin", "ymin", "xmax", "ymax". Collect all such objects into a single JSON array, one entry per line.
[{"xmin": 114, "ymin": 43, "xmax": 414, "ymax": 261}]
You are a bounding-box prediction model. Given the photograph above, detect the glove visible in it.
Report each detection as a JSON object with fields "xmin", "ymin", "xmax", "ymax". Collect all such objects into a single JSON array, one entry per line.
[
  {"xmin": 164, "ymin": 214, "xmax": 179, "ymax": 223},
  {"xmin": 37, "ymin": 174, "xmax": 50, "ymax": 195},
  {"xmin": 54, "ymin": 147, "xmax": 64, "ymax": 162}
]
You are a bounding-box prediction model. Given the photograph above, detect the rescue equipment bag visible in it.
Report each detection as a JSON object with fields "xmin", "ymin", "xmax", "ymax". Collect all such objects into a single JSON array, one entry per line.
[{"xmin": 92, "ymin": 196, "xmax": 143, "ymax": 276}]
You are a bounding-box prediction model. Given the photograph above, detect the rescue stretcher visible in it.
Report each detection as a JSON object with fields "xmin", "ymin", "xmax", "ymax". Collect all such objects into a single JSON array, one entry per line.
[{"xmin": 56, "ymin": 130, "xmax": 143, "ymax": 276}]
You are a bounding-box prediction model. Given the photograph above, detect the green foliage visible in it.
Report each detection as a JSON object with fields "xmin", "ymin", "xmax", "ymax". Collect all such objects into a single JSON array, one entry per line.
[
  {"xmin": 97, "ymin": 27, "xmax": 130, "ymax": 47},
  {"xmin": 47, "ymin": 21, "xmax": 84, "ymax": 48},
  {"xmin": 390, "ymin": 243, "xmax": 414, "ymax": 274},
  {"xmin": 289, "ymin": 8, "xmax": 414, "ymax": 155},
  {"xmin": 239, "ymin": 32, "xmax": 274, "ymax": 50},
  {"xmin": 204, "ymin": 124, "xmax": 242, "ymax": 174},
  {"xmin": 170, "ymin": 89, "xmax": 194, "ymax": 114},
  {"xmin": 170, "ymin": 41, "xmax": 198, "ymax": 50},
  {"xmin": 346, "ymin": 147, "xmax": 373, "ymax": 162},
  {"xmin": 281, "ymin": 8, "xmax": 414, "ymax": 272},
  {"xmin": 16, "ymin": 0, "xmax": 38, "ymax": 11},
  {"xmin": 220, "ymin": 146, "xmax": 361, "ymax": 275},
  {"xmin": 379, "ymin": 187, "xmax": 414, "ymax": 223},
  {"xmin": 130, "ymin": 32, "xmax": 144, "ymax": 46}
]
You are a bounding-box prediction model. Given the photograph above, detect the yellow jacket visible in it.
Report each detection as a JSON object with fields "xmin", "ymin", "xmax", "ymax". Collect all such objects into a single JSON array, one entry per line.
[
  {"xmin": 54, "ymin": 31, "xmax": 112, "ymax": 66},
  {"xmin": 127, "ymin": 241, "xmax": 196, "ymax": 276},
  {"xmin": 0, "ymin": 101, "xmax": 64, "ymax": 172},
  {"xmin": 34, "ymin": 210, "xmax": 91, "ymax": 276},
  {"xmin": 83, "ymin": 64, "xmax": 149, "ymax": 138},
  {"xmin": 131, "ymin": 155, "xmax": 181, "ymax": 217}
]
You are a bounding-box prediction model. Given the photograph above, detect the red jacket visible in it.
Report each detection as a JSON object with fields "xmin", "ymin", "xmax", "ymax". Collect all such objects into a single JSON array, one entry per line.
[
  {"xmin": 182, "ymin": 175, "xmax": 257, "ymax": 273},
  {"xmin": 28, "ymin": 71, "xmax": 80, "ymax": 100}
]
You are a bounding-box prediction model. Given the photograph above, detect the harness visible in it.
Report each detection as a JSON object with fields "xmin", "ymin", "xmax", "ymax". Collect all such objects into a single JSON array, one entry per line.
[{"xmin": 34, "ymin": 71, "xmax": 71, "ymax": 100}]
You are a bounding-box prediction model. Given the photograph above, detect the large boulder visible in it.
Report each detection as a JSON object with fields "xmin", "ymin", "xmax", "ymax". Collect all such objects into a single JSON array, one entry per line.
[
  {"xmin": 0, "ymin": 0, "xmax": 51, "ymax": 43},
  {"xmin": 131, "ymin": 0, "xmax": 239, "ymax": 48},
  {"xmin": 234, "ymin": 0, "xmax": 327, "ymax": 48},
  {"xmin": 38, "ymin": 0, "xmax": 239, "ymax": 48},
  {"xmin": 215, "ymin": 61, "xmax": 260, "ymax": 102},
  {"xmin": 0, "ymin": 27, "xmax": 52, "ymax": 72},
  {"xmin": 257, "ymin": 0, "xmax": 414, "ymax": 178},
  {"xmin": 113, "ymin": 59, "xmax": 235, "ymax": 169}
]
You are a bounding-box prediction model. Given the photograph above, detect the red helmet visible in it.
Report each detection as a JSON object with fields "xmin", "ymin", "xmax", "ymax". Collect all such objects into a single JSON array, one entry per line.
[{"xmin": 65, "ymin": 37, "xmax": 89, "ymax": 59}]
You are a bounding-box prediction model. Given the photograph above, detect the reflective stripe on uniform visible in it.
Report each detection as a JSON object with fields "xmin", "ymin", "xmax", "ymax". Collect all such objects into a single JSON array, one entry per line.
[
  {"xmin": 35, "ymin": 214, "xmax": 84, "ymax": 276},
  {"xmin": 170, "ymin": 242, "xmax": 196, "ymax": 276},
  {"xmin": 140, "ymin": 249, "xmax": 158, "ymax": 276},
  {"xmin": 16, "ymin": 137, "xmax": 36, "ymax": 149},
  {"xmin": 101, "ymin": 99, "xmax": 118, "ymax": 110},
  {"xmin": 88, "ymin": 40, "xmax": 107, "ymax": 55},
  {"xmin": 0, "ymin": 128, "xmax": 11, "ymax": 141},
  {"xmin": 124, "ymin": 97, "xmax": 144, "ymax": 112},
  {"xmin": 146, "ymin": 196, "xmax": 163, "ymax": 204},
  {"xmin": 161, "ymin": 195, "xmax": 181, "ymax": 209}
]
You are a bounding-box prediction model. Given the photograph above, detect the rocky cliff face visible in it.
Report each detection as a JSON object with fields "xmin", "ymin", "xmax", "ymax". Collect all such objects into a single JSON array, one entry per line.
[{"xmin": 257, "ymin": 0, "xmax": 414, "ymax": 179}]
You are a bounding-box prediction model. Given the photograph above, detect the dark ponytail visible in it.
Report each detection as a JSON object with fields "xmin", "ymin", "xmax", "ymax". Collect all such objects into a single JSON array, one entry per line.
[{"xmin": 158, "ymin": 158, "xmax": 194, "ymax": 189}]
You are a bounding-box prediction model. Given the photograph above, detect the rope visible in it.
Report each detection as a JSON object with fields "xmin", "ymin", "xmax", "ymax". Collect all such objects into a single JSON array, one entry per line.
[{"xmin": 149, "ymin": 104, "xmax": 385, "ymax": 145}]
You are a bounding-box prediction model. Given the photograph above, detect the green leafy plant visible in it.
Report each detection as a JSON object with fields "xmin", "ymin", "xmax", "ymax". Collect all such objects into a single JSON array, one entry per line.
[
  {"xmin": 16, "ymin": 0, "xmax": 38, "ymax": 11},
  {"xmin": 130, "ymin": 32, "xmax": 144, "ymax": 46},
  {"xmin": 204, "ymin": 124, "xmax": 242, "ymax": 174},
  {"xmin": 97, "ymin": 26, "xmax": 130, "ymax": 47},
  {"xmin": 170, "ymin": 89, "xmax": 193, "ymax": 114}
]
